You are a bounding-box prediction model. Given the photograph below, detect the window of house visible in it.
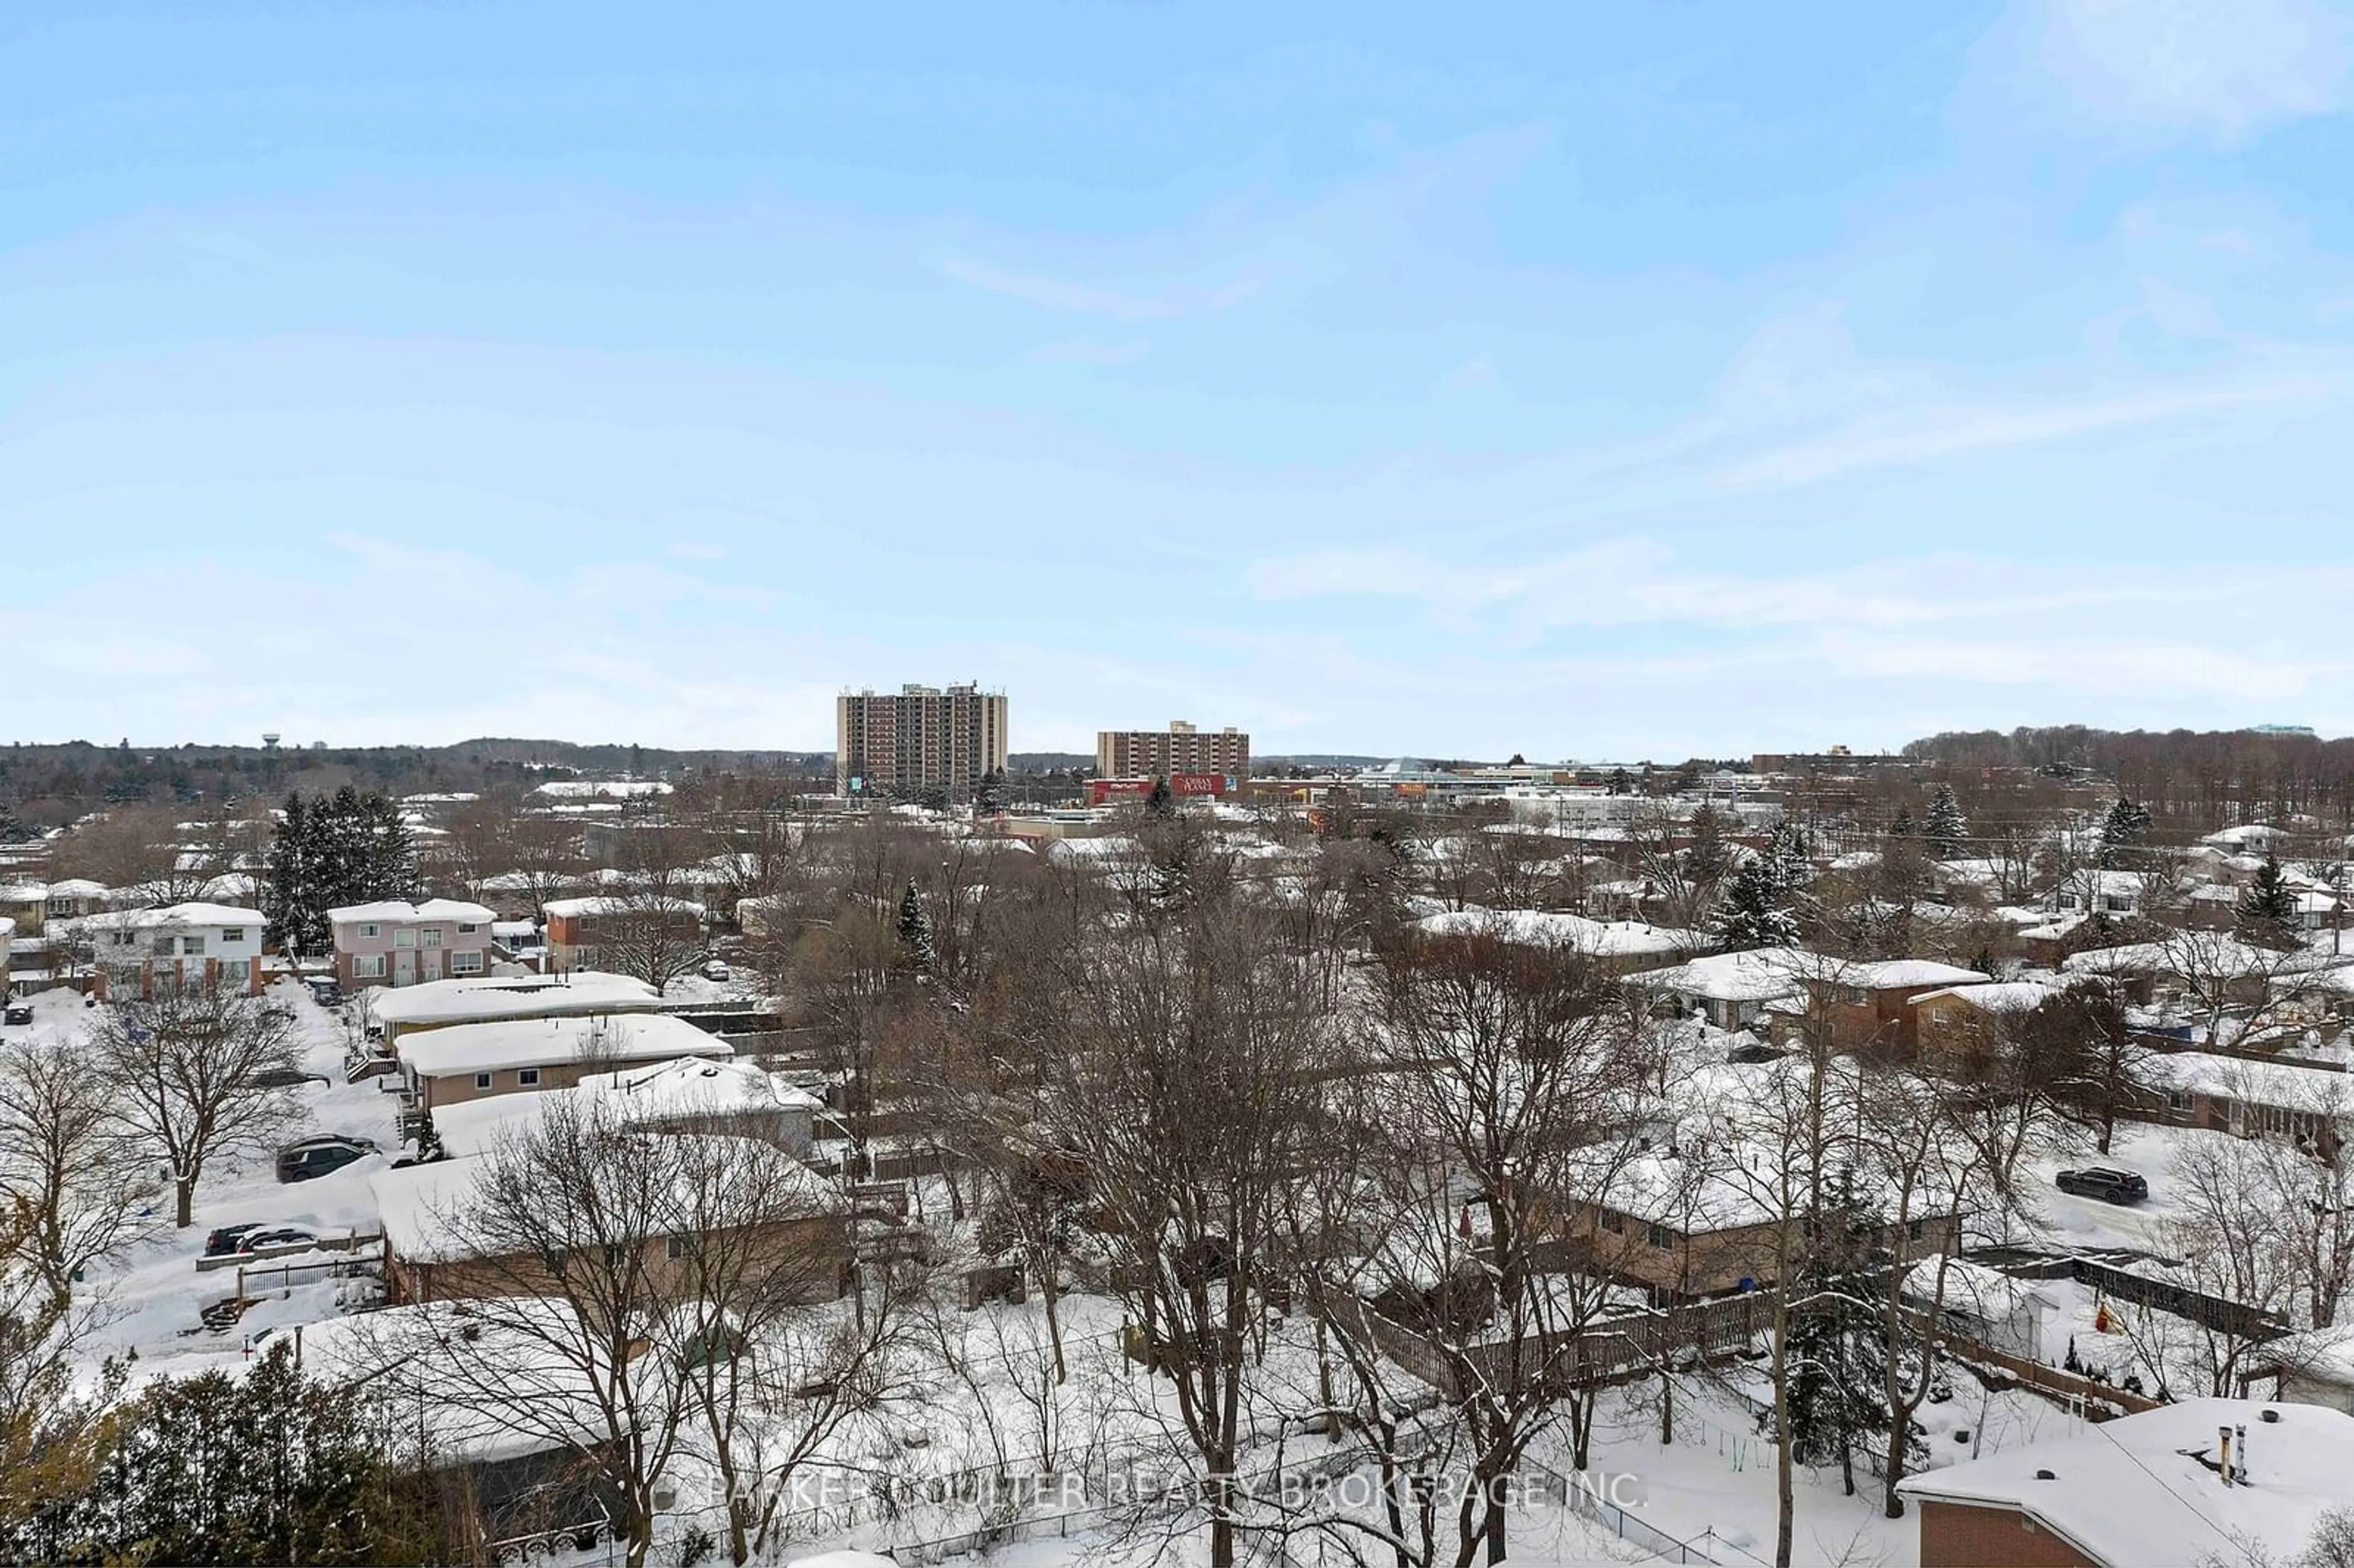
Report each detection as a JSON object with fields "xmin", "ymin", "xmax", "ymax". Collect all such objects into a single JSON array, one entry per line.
[
  {"xmin": 223, "ymin": 927, "xmax": 245, "ymax": 942},
  {"xmin": 422, "ymin": 929, "xmax": 443, "ymax": 949},
  {"xmin": 1647, "ymin": 1224, "xmax": 1673, "ymax": 1250},
  {"xmin": 2169, "ymin": 1090, "xmax": 2192, "ymax": 1111},
  {"xmin": 150, "ymin": 936, "xmax": 176, "ymax": 956},
  {"xmin": 394, "ymin": 929, "xmax": 416, "ymax": 948},
  {"xmin": 543, "ymin": 1246, "xmax": 567, "ymax": 1274},
  {"xmin": 1599, "ymin": 1209, "xmax": 1625, "ymax": 1233},
  {"xmin": 1906, "ymin": 1218, "xmax": 1925, "ymax": 1241},
  {"xmin": 359, "ymin": 923, "xmax": 379, "ymax": 939},
  {"xmin": 457, "ymin": 922, "xmax": 478, "ymax": 934},
  {"xmin": 110, "ymin": 931, "xmax": 135, "ymax": 948},
  {"xmin": 519, "ymin": 1068, "xmax": 541, "ymax": 1087},
  {"xmin": 450, "ymin": 951, "xmax": 484, "ymax": 974},
  {"xmin": 2103, "ymin": 896, "xmax": 2132, "ymax": 913},
  {"xmin": 1845, "ymin": 987, "xmax": 1870, "ymax": 1005},
  {"xmin": 666, "ymin": 1235, "xmax": 688, "ymax": 1260},
  {"xmin": 474, "ymin": 1072, "xmax": 493, "ymax": 1090},
  {"xmin": 181, "ymin": 935, "xmax": 205, "ymax": 956},
  {"xmin": 354, "ymin": 954, "xmax": 386, "ymax": 978}
]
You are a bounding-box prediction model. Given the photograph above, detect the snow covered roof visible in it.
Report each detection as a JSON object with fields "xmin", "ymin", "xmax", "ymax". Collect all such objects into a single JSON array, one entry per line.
[
  {"xmin": 396, "ymin": 1011, "xmax": 730, "ymax": 1079},
  {"xmin": 82, "ymin": 901, "xmax": 265, "ymax": 930},
  {"xmin": 531, "ymin": 778, "xmax": 673, "ymax": 799},
  {"xmin": 1909, "ymin": 980, "xmax": 2059, "ymax": 1014},
  {"xmin": 1902, "ymin": 1256, "xmax": 2054, "ymax": 1315},
  {"xmin": 1841, "ymin": 959, "xmax": 1992, "ymax": 990},
  {"xmin": 2063, "ymin": 935, "xmax": 2342, "ymax": 981},
  {"xmin": 1414, "ymin": 907, "xmax": 1699, "ymax": 960},
  {"xmin": 579, "ymin": 1054, "xmax": 823, "ymax": 1117},
  {"xmin": 371, "ymin": 1131, "xmax": 832, "ymax": 1265},
  {"xmin": 1895, "ymin": 1398, "xmax": 2354, "ymax": 1568},
  {"xmin": 2200, "ymin": 824, "xmax": 2285, "ymax": 849},
  {"xmin": 368, "ymin": 971, "xmax": 662, "ymax": 1030},
  {"xmin": 2134, "ymin": 1051, "xmax": 2354, "ymax": 1114},
  {"xmin": 541, "ymin": 894, "xmax": 706, "ymax": 919},
  {"xmin": 1628, "ymin": 948, "xmax": 1810, "ymax": 1002},
  {"xmin": 328, "ymin": 898, "xmax": 497, "ymax": 925},
  {"xmin": 42, "ymin": 878, "xmax": 109, "ymax": 899}
]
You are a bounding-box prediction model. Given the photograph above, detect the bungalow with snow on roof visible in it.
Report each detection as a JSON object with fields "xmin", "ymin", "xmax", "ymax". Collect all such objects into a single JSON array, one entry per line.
[
  {"xmin": 1561, "ymin": 1140, "xmax": 1962, "ymax": 1300},
  {"xmin": 2129, "ymin": 1051, "xmax": 2352, "ymax": 1163},
  {"xmin": 0, "ymin": 883, "xmax": 46, "ymax": 937},
  {"xmin": 1910, "ymin": 980, "xmax": 2062, "ymax": 1072},
  {"xmin": 1761, "ymin": 957, "xmax": 1992, "ymax": 1055},
  {"xmin": 329, "ymin": 898, "xmax": 498, "ymax": 990},
  {"xmin": 1628, "ymin": 948, "xmax": 1808, "ymax": 1032},
  {"xmin": 1895, "ymin": 1398, "xmax": 2354, "ymax": 1568},
  {"xmin": 367, "ymin": 1134, "xmax": 847, "ymax": 1306},
  {"xmin": 394, "ymin": 1011, "xmax": 732, "ymax": 1113},
  {"xmin": 83, "ymin": 902, "xmax": 267, "ymax": 1000},
  {"xmin": 365, "ymin": 970, "xmax": 665, "ymax": 1048}
]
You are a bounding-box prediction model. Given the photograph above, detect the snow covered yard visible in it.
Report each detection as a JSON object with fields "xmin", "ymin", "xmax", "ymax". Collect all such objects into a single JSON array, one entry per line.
[{"xmin": 33, "ymin": 975, "xmax": 405, "ymax": 1390}]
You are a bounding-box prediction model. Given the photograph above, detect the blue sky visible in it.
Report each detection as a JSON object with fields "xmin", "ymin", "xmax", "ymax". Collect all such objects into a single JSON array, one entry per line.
[{"xmin": 4, "ymin": 1, "xmax": 2351, "ymax": 759}]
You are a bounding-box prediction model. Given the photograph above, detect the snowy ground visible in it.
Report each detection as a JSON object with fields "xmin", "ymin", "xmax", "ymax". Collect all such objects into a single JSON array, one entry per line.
[{"xmin": 21, "ymin": 975, "xmax": 405, "ymax": 1393}]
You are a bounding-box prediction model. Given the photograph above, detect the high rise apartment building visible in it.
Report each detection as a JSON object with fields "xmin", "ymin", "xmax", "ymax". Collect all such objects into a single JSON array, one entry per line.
[
  {"xmin": 1095, "ymin": 720, "xmax": 1251, "ymax": 782},
  {"xmin": 837, "ymin": 683, "xmax": 1008, "ymax": 799}
]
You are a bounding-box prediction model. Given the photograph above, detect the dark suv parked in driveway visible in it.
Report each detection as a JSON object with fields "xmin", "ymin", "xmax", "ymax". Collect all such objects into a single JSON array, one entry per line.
[
  {"xmin": 275, "ymin": 1134, "xmax": 377, "ymax": 1184},
  {"xmin": 2056, "ymin": 1166, "xmax": 2149, "ymax": 1205}
]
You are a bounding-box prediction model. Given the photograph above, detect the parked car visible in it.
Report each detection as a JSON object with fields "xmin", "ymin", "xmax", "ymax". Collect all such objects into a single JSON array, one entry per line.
[
  {"xmin": 275, "ymin": 1134, "xmax": 378, "ymax": 1184},
  {"xmin": 701, "ymin": 958, "xmax": 731, "ymax": 982},
  {"xmin": 204, "ymin": 1222, "xmax": 267, "ymax": 1258},
  {"xmin": 242, "ymin": 1065, "xmax": 332, "ymax": 1090},
  {"xmin": 2, "ymin": 1005, "xmax": 33, "ymax": 1027},
  {"xmin": 2056, "ymin": 1166, "xmax": 2149, "ymax": 1205},
  {"xmin": 237, "ymin": 1226, "xmax": 318, "ymax": 1254}
]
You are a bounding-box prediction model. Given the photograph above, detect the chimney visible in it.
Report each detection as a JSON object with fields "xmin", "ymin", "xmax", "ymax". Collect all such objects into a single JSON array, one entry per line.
[
  {"xmin": 2217, "ymin": 1426, "xmax": 2234, "ymax": 1486},
  {"xmin": 2234, "ymin": 1423, "xmax": 2248, "ymax": 1485}
]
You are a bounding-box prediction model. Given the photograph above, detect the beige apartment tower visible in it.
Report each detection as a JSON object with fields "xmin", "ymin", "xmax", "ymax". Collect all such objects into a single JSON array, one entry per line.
[
  {"xmin": 837, "ymin": 683, "xmax": 1008, "ymax": 800},
  {"xmin": 1095, "ymin": 720, "xmax": 1251, "ymax": 781}
]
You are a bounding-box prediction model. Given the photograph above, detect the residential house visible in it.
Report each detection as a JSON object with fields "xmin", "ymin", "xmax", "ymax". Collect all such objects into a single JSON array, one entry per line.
[
  {"xmin": 394, "ymin": 1011, "xmax": 732, "ymax": 1113},
  {"xmin": 2130, "ymin": 1051, "xmax": 2351, "ymax": 1163},
  {"xmin": 1911, "ymin": 981, "xmax": 2062, "ymax": 1071},
  {"xmin": 0, "ymin": 883, "xmax": 45, "ymax": 937},
  {"xmin": 39, "ymin": 879, "xmax": 108, "ymax": 921},
  {"xmin": 368, "ymin": 1131, "xmax": 847, "ymax": 1306},
  {"xmin": 1629, "ymin": 948, "xmax": 1807, "ymax": 1032},
  {"xmin": 329, "ymin": 899, "xmax": 498, "ymax": 990},
  {"xmin": 1763, "ymin": 957, "xmax": 1992, "ymax": 1054},
  {"xmin": 428, "ymin": 1054, "xmax": 822, "ymax": 1160},
  {"xmin": 1412, "ymin": 907, "xmax": 1704, "ymax": 973},
  {"xmin": 2051, "ymin": 869, "xmax": 2150, "ymax": 919},
  {"xmin": 541, "ymin": 894, "xmax": 705, "ymax": 974},
  {"xmin": 83, "ymin": 902, "xmax": 267, "ymax": 999},
  {"xmin": 1895, "ymin": 1399, "xmax": 2354, "ymax": 1568},
  {"xmin": 365, "ymin": 971, "xmax": 665, "ymax": 1049}
]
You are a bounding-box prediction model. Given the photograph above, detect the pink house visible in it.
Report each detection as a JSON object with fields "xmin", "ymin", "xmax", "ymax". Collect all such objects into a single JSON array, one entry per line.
[{"xmin": 329, "ymin": 899, "xmax": 498, "ymax": 989}]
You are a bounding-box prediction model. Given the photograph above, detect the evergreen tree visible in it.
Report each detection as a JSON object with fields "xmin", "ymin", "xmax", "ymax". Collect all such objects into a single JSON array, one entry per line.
[
  {"xmin": 2236, "ymin": 854, "xmax": 2301, "ymax": 948},
  {"xmin": 2097, "ymin": 798, "xmax": 2151, "ymax": 869},
  {"xmin": 1887, "ymin": 807, "xmax": 1916, "ymax": 840},
  {"xmin": 974, "ymin": 767, "xmax": 1006, "ymax": 816},
  {"xmin": 1783, "ymin": 1166, "xmax": 1899, "ymax": 1494},
  {"xmin": 896, "ymin": 878, "xmax": 935, "ymax": 973},
  {"xmin": 1144, "ymin": 776, "xmax": 1176, "ymax": 819},
  {"xmin": 265, "ymin": 788, "xmax": 421, "ymax": 957},
  {"xmin": 1763, "ymin": 821, "xmax": 1813, "ymax": 900},
  {"xmin": 61, "ymin": 1341, "xmax": 431, "ymax": 1564},
  {"xmin": 1685, "ymin": 802, "xmax": 1731, "ymax": 885},
  {"xmin": 1711, "ymin": 857, "xmax": 1799, "ymax": 949},
  {"xmin": 1924, "ymin": 785, "xmax": 1968, "ymax": 859}
]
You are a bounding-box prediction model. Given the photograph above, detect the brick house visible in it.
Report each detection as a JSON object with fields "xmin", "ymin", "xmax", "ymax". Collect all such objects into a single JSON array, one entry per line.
[
  {"xmin": 1897, "ymin": 1398, "xmax": 2354, "ymax": 1568},
  {"xmin": 541, "ymin": 894, "xmax": 705, "ymax": 974},
  {"xmin": 1765, "ymin": 958, "xmax": 1992, "ymax": 1054},
  {"xmin": 328, "ymin": 899, "xmax": 498, "ymax": 989}
]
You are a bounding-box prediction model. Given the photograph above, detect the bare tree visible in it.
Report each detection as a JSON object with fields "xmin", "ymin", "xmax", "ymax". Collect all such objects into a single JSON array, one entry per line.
[
  {"xmin": 88, "ymin": 981, "xmax": 303, "ymax": 1227},
  {"xmin": 1368, "ymin": 921, "xmax": 1659, "ymax": 1567},
  {"xmin": 1048, "ymin": 902, "xmax": 1328, "ymax": 1568},
  {"xmin": 0, "ymin": 1041, "xmax": 156, "ymax": 1309}
]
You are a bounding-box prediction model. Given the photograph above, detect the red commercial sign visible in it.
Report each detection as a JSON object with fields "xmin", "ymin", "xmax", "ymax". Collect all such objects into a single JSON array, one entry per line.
[{"xmin": 1088, "ymin": 778, "xmax": 1156, "ymax": 804}]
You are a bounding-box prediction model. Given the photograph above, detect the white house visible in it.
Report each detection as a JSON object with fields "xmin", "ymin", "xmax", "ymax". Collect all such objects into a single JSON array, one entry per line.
[{"xmin": 84, "ymin": 902, "xmax": 267, "ymax": 999}]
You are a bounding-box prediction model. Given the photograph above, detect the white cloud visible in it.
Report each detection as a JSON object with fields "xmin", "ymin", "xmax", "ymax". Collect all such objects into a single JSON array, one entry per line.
[{"xmin": 2038, "ymin": 0, "xmax": 2353, "ymax": 140}]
